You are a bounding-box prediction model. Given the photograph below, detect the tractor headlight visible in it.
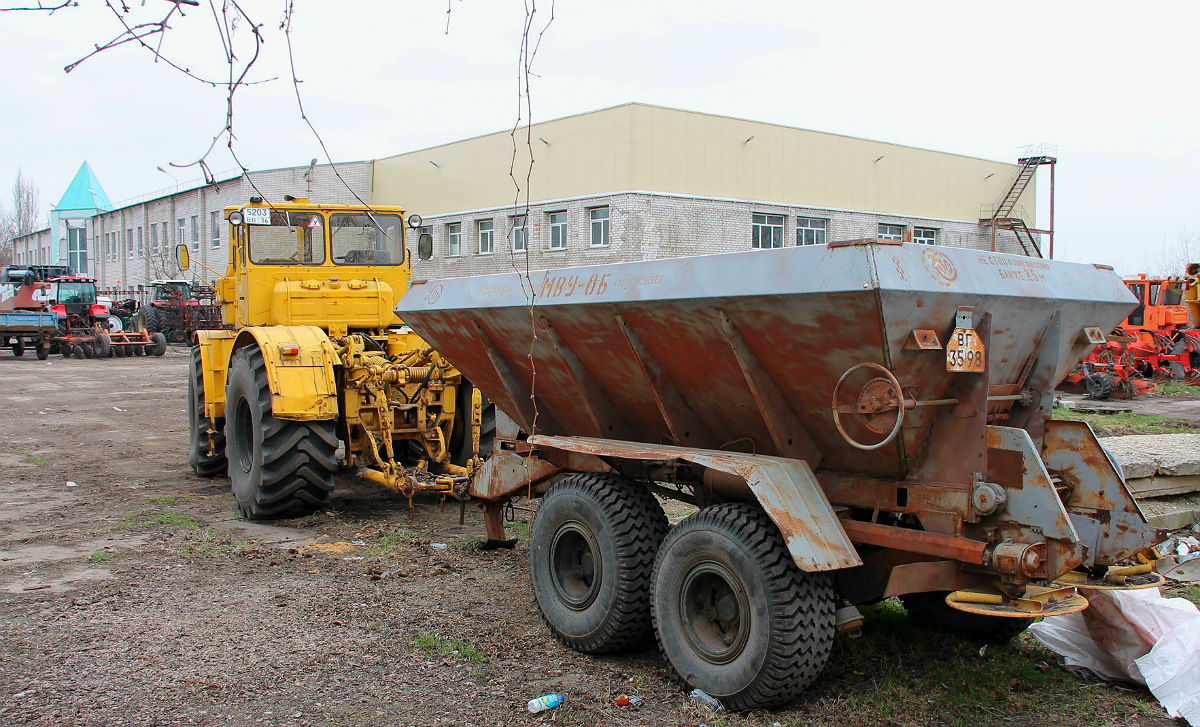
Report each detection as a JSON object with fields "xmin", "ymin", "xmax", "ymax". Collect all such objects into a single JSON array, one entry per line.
[
  {"xmin": 407, "ymin": 214, "xmax": 423, "ymax": 229},
  {"xmin": 228, "ymin": 210, "xmax": 244, "ymax": 226}
]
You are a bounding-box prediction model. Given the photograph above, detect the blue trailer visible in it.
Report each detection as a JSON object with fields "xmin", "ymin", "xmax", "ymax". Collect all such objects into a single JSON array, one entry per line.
[{"xmin": 0, "ymin": 309, "xmax": 59, "ymax": 359}]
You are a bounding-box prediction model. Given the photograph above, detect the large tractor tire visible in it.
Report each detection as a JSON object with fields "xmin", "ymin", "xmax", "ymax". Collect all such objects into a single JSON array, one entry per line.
[
  {"xmin": 449, "ymin": 380, "xmax": 496, "ymax": 467},
  {"xmin": 899, "ymin": 591, "xmax": 1033, "ymax": 644},
  {"xmin": 529, "ymin": 473, "xmax": 669, "ymax": 654},
  {"xmin": 188, "ymin": 346, "xmax": 227, "ymax": 477},
  {"xmin": 224, "ymin": 345, "xmax": 337, "ymax": 519},
  {"xmin": 652, "ymin": 502, "xmax": 836, "ymax": 711},
  {"xmin": 141, "ymin": 306, "xmax": 163, "ymax": 334}
]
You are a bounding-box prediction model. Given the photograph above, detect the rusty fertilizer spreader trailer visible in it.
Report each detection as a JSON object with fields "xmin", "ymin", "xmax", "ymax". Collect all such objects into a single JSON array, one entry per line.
[{"xmin": 394, "ymin": 240, "xmax": 1166, "ymax": 710}]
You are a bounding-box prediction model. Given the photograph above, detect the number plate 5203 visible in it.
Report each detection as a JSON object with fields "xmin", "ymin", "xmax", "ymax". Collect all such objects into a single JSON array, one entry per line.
[{"xmin": 946, "ymin": 327, "xmax": 985, "ymax": 373}]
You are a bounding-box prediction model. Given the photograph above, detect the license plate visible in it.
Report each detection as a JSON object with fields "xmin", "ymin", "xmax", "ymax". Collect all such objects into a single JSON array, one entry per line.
[
  {"xmin": 242, "ymin": 206, "xmax": 271, "ymax": 225},
  {"xmin": 946, "ymin": 327, "xmax": 985, "ymax": 372}
]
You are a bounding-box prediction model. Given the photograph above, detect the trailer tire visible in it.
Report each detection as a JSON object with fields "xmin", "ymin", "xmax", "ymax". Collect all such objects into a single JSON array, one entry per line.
[
  {"xmin": 148, "ymin": 332, "xmax": 167, "ymax": 357},
  {"xmin": 224, "ymin": 345, "xmax": 337, "ymax": 519},
  {"xmin": 188, "ymin": 346, "xmax": 227, "ymax": 477},
  {"xmin": 113, "ymin": 344, "xmax": 126, "ymax": 357},
  {"xmin": 35, "ymin": 342, "xmax": 49, "ymax": 360},
  {"xmin": 11, "ymin": 339, "xmax": 24, "ymax": 357},
  {"xmin": 530, "ymin": 473, "xmax": 668, "ymax": 654},
  {"xmin": 93, "ymin": 332, "xmax": 112, "ymax": 359},
  {"xmin": 652, "ymin": 502, "xmax": 836, "ymax": 711},
  {"xmin": 899, "ymin": 591, "xmax": 1033, "ymax": 643}
]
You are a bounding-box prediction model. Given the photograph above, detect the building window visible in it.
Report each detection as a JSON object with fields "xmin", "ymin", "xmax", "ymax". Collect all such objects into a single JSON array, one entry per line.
[
  {"xmin": 511, "ymin": 215, "xmax": 527, "ymax": 252},
  {"xmin": 796, "ymin": 217, "xmax": 827, "ymax": 246},
  {"xmin": 548, "ymin": 212, "xmax": 567, "ymax": 250},
  {"xmin": 478, "ymin": 219, "xmax": 494, "ymax": 255},
  {"xmin": 67, "ymin": 227, "xmax": 87, "ymax": 275},
  {"xmin": 589, "ymin": 207, "xmax": 610, "ymax": 247},
  {"xmin": 914, "ymin": 227, "xmax": 937, "ymax": 245},
  {"xmin": 447, "ymin": 222, "xmax": 461, "ymax": 256},
  {"xmin": 136, "ymin": 227, "xmax": 143, "ymax": 258},
  {"xmin": 190, "ymin": 215, "xmax": 200, "ymax": 251},
  {"xmin": 211, "ymin": 211, "xmax": 220, "ymax": 248},
  {"xmin": 127, "ymin": 228, "xmax": 134, "ymax": 259},
  {"xmin": 177, "ymin": 218, "xmax": 186, "ymax": 251},
  {"xmin": 150, "ymin": 224, "xmax": 159, "ymax": 255},
  {"xmin": 752, "ymin": 213, "xmax": 784, "ymax": 249},
  {"xmin": 879, "ymin": 223, "xmax": 904, "ymax": 240}
]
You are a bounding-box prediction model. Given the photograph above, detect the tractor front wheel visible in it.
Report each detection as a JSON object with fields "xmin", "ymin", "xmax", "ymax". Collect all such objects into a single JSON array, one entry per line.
[
  {"xmin": 224, "ymin": 345, "xmax": 337, "ymax": 519},
  {"xmin": 188, "ymin": 346, "xmax": 226, "ymax": 477}
]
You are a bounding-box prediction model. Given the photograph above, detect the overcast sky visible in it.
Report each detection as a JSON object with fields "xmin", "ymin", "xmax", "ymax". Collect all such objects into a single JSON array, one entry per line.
[{"xmin": 2, "ymin": 1, "xmax": 1197, "ymax": 273}]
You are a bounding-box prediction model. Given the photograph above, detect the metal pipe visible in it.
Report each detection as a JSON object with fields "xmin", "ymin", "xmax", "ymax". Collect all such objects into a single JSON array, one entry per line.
[{"xmin": 839, "ymin": 519, "xmax": 988, "ymax": 564}]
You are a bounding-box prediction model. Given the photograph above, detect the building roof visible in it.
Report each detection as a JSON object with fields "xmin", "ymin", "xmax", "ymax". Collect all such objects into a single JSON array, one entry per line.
[{"xmin": 56, "ymin": 161, "xmax": 112, "ymax": 214}]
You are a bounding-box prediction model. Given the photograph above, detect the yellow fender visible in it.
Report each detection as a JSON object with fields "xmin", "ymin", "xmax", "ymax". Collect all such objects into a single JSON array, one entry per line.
[{"xmin": 198, "ymin": 326, "xmax": 340, "ymax": 421}]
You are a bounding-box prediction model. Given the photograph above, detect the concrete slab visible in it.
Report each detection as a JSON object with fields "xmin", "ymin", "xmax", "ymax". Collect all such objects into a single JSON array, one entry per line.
[{"xmin": 1101, "ymin": 434, "xmax": 1200, "ymax": 480}]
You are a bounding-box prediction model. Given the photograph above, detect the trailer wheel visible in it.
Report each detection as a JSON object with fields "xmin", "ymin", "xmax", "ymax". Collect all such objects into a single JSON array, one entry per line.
[
  {"xmin": 132, "ymin": 343, "xmax": 144, "ymax": 356},
  {"xmin": 113, "ymin": 344, "xmax": 126, "ymax": 357},
  {"xmin": 224, "ymin": 345, "xmax": 337, "ymax": 519},
  {"xmin": 93, "ymin": 332, "xmax": 112, "ymax": 359},
  {"xmin": 73, "ymin": 344, "xmax": 86, "ymax": 359},
  {"xmin": 11, "ymin": 339, "xmax": 24, "ymax": 357},
  {"xmin": 652, "ymin": 502, "xmax": 836, "ymax": 711},
  {"xmin": 899, "ymin": 591, "xmax": 1033, "ymax": 644},
  {"xmin": 1085, "ymin": 371, "xmax": 1115, "ymax": 400},
  {"xmin": 530, "ymin": 473, "xmax": 668, "ymax": 654},
  {"xmin": 188, "ymin": 346, "xmax": 227, "ymax": 477},
  {"xmin": 148, "ymin": 332, "xmax": 168, "ymax": 357},
  {"xmin": 35, "ymin": 342, "xmax": 49, "ymax": 360}
]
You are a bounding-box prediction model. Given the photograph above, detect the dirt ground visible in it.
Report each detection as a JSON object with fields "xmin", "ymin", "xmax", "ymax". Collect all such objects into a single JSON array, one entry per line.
[{"xmin": 0, "ymin": 348, "xmax": 1188, "ymax": 727}]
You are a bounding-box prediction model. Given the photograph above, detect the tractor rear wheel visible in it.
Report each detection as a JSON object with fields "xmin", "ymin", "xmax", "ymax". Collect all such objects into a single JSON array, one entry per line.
[
  {"xmin": 530, "ymin": 473, "xmax": 668, "ymax": 654},
  {"xmin": 224, "ymin": 345, "xmax": 337, "ymax": 519},
  {"xmin": 11, "ymin": 339, "xmax": 24, "ymax": 357},
  {"xmin": 652, "ymin": 502, "xmax": 836, "ymax": 711},
  {"xmin": 449, "ymin": 380, "xmax": 496, "ymax": 466},
  {"xmin": 900, "ymin": 591, "xmax": 1033, "ymax": 643},
  {"xmin": 188, "ymin": 346, "xmax": 227, "ymax": 477},
  {"xmin": 141, "ymin": 306, "xmax": 163, "ymax": 334},
  {"xmin": 147, "ymin": 332, "xmax": 167, "ymax": 357}
]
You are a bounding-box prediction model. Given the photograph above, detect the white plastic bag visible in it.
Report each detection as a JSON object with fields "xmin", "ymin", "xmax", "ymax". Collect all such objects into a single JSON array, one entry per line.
[{"xmin": 1029, "ymin": 588, "xmax": 1200, "ymax": 725}]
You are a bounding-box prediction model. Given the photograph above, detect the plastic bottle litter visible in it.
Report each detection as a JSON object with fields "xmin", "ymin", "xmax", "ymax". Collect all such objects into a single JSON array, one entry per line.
[
  {"xmin": 688, "ymin": 688, "xmax": 722, "ymax": 710},
  {"xmin": 527, "ymin": 694, "xmax": 564, "ymax": 713},
  {"xmin": 430, "ymin": 543, "xmax": 449, "ymax": 550}
]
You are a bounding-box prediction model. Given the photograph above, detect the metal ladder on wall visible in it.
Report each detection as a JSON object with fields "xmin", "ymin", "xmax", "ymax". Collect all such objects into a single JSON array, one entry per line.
[{"xmin": 982, "ymin": 146, "xmax": 1057, "ymax": 258}]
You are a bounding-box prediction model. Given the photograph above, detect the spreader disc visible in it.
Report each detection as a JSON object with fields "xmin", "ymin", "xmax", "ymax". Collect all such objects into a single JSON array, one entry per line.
[
  {"xmin": 945, "ymin": 584, "xmax": 1089, "ymax": 618},
  {"xmin": 1052, "ymin": 569, "xmax": 1165, "ymax": 591}
]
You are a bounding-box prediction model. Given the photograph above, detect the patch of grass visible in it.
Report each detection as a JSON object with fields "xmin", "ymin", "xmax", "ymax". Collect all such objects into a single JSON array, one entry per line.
[
  {"xmin": 365, "ymin": 529, "xmax": 415, "ymax": 558},
  {"xmin": 451, "ymin": 536, "xmax": 484, "ymax": 550},
  {"xmin": 13, "ymin": 447, "xmax": 46, "ymax": 466},
  {"xmin": 147, "ymin": 496, "xmax": 176, "ymax": 505},
  {"xmin": 89, "ymin": 549, "xmax": 116, "ymax": 563},
  {"xmin": 768, "ymin": 598, "xmax": 1162, "ymax": 726},
  {"xmin": 1150, "ymin": 381, "xmax": 1200, "ymax": 399},
  {"xmin": 178, "ymin": 528, "xmax": 242, "ymax": 557},
  {"xmin": 410, "ymin": 632, "xmax": 486, "ymax": 663},
  {"xmin": 109, "ymin": 508, "xmax": 203, "ymax": 532},
  {"xmin": 1054, "ymin": 410, "xmax": 1198, "ymax": 436}
]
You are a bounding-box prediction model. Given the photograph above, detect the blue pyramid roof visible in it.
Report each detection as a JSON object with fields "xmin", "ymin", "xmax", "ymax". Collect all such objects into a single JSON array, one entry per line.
[{"xmin": 56, "ymin": 161, "xmax": 112, "ymax": 213}]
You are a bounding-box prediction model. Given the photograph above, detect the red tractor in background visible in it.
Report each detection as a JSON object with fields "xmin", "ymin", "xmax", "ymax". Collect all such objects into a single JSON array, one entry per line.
[
  {"xmin": 136, "ymin": 279, "xmax": 225, "ymax": 343},
  {"xmin": 1061, "ymin": 272, "xmax": 1200, "ymax": 399}
]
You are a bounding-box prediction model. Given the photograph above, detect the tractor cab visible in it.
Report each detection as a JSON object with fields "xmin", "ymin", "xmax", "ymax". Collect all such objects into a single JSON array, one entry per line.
[
  {"xmin": 47, "ymin": 276, "xmax": 106, "ymax": 325},
  {"xmin": 216, "ymin": 200, "xmax": 422, "ymax": 331},
  {"xmin": 150, "ymin": 280, "xmax": 193, "ymax": 304},
  {"xmin": 1121, "ymin": 275, "xmax": 1189, "ymax": 330}
]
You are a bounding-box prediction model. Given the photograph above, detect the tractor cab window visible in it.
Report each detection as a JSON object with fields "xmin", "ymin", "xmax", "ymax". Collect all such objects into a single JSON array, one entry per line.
[
  {"xmin": 54, "ymin": 281, "xmax": 96, "ymax": 305},
  {"xmin": 155, "ymin": 282, "xmax": 190, "ymax": 300},
  {"xmin": 330, "ymin": 213, "xmax": 403, "ymax": 265},
  {"xmin": 1163, "ymin": 283, "xmax": 1185, "ymax": 306},
  {"xmin": 247, "ymin": 211, "xmax": 326, "ymax": 265},
  {"xmin": 1127, "ymin": 283, "xmax": 1146, "ymax": 326}
]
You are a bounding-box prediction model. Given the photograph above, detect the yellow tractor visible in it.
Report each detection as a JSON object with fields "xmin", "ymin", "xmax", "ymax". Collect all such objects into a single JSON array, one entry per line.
[{"xmin": 182, "ymin": 199, "xmax": 484, "ymax": 518}]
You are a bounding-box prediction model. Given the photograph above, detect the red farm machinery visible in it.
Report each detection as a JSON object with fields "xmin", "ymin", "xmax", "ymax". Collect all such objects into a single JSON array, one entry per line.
[{"xmin": 1060, "ymin": 271, "xmax": 1200, "ymax": 399}]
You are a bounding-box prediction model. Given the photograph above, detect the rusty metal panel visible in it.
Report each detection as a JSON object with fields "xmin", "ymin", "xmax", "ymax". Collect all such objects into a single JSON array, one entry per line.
[
  {"xmin": 1041, "ymin": 419, "xmax": 1162, "ymax": 567},
  {"xmin": 528, "ymin": 434, "xmax": 861, "ymax": 572},
  {"xmin": 398, "ymin": 244, "xmax": 1134, "ymax": 481}
]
